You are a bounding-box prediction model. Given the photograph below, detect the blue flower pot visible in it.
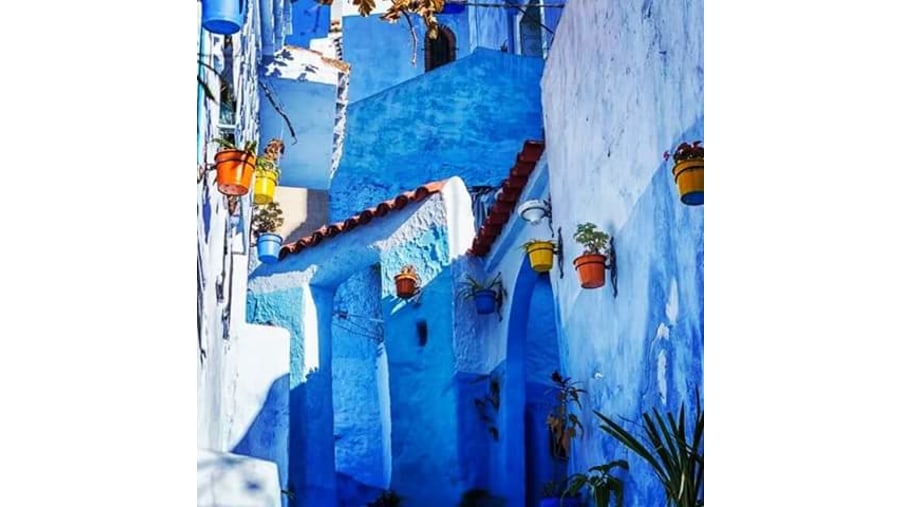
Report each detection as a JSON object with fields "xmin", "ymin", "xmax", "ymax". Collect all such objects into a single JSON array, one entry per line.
[
  {"xmin": 474, "ymin": 289, "xmax": 497, "ymax": 314},
  {"xmin": 441, "ymin": 2, "xmax": 466, "ymax": 14},
  {"xmin": 202, "ymin": 0, "xmax": 247, "ymax": 35},
  {"xmin": 257, "ymin": 233, "xmax": 282, "ymax": 264},
  {"xmin": 539, "ymin": 498, "xmax": 581, "ymax": 507}
]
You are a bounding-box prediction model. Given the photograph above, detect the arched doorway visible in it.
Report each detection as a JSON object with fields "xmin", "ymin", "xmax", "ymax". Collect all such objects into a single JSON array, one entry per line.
[
  {"xmin": 425, "ymin": 25, "xmax": 457, "ymax": 71},
  {"xmin": 502, "ymin": 257, "xmax": 564, "ymax": 506}
]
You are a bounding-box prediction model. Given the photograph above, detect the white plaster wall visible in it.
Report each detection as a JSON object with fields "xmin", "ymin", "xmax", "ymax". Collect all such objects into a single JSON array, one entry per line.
[
  {"xmin": 541, "ymin": 0, "xmax": 703, "ymax": 321},
  {"xmin": 197, "ymin": 1, "xmax": 293, "ymax": 502},
  {"xmin": 198, "ymin": 449, "xmax": 282, "ymax": 507}
]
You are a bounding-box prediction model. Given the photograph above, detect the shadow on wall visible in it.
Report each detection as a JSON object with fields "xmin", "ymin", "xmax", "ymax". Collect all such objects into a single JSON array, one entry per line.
[{"xmin": 229, "ymin": 374, "xmax": 291, "ymax": 502}]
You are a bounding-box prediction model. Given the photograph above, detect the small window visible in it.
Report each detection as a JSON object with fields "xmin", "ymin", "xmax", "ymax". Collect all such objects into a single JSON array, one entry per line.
[
  {"xmin": 425, "ymin": 25, "xmax": 457, "ymax": 72},
  {"xmin": 518, "ymin": 3, "xmax": 543, "ymax": 57}
]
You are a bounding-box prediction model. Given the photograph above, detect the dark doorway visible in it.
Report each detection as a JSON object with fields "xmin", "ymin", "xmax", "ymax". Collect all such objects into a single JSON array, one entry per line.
[{"xmin": 425, "ymin": 25, "xmax": 457, "ymax": 71}]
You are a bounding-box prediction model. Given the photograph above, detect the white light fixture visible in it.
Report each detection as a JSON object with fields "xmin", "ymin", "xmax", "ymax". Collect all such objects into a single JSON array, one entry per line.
[{"xmin": 517, "ymin": 199, "xmax": 552, "ymax": 225}]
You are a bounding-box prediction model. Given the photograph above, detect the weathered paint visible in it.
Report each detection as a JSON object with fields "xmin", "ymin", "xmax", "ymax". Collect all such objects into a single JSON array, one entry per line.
[
  {"xmin": 247, "ymin": 178, "xmax": 486, "ymax": 506},
  {"xmin": 342, "ymin": 12, "xmax": 471, "ymax": 103},
  {"xmin": 331, "ymin": 48, "xmax": 544, "ymax": 221},
  {"xmin": 198, "ymin": 449, "xmax": 282, "ymax": 507},
  {"xmin": 259, "ymin": 45, "xmax": 348, "ymax": 189}
]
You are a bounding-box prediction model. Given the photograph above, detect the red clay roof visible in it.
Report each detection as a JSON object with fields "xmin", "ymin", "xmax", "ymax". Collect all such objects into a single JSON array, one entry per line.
[
  {"xmin": 468, "ymin": 140, "xmax": 545, "ymax": 257},
  {"xmin": 279, "ymin": 180, "xmax": 447, "ymax": 259}
]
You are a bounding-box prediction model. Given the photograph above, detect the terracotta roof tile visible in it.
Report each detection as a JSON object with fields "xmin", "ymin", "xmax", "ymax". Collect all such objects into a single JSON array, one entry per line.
[
  {"xmin": 278, "ymin": 180, "xmax": 447, "ymax": 259},
  {"xmin": 468, "ymin": 140, "xmax": 545, "ymax": 257}
]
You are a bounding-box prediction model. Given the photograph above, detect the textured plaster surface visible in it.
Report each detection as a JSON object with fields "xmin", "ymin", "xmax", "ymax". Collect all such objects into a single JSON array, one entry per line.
[
  {"xmin": 198, "ymin": 449, "xmax": 282, "ymax": 507},
  {"xmin": 246, "ymin": 180, "xmax": 484, "ymax": 505},
  {"xmin": 342, "ymin": 13, "xmax": 470, "ymax": 103},
  {"xmin": 538, "ymin": 0, "xmax": 704, "ymax": 503},
  {"xmin": 331, "ymin": 48, "xmax": 544, "ymax": 221},
  {"xmin": 259, "ymin": 45, "xmax": 348, "ymax": 189}
]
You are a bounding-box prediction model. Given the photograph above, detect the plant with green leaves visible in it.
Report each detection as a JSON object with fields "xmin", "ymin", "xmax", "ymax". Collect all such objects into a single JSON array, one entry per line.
[
  {"xmin": 213, "ymin": 137, "xmax": 258, "ymax": 155},
  {"xmin": 457, "ymin": 273, "xmax": 505, "ymax": 301},
  {"xmin": 594, "ymin": 391, "xmax": 703, "ymax": 507},
  {"xmin": 250, "ymin": 201, "xmax": 284, "ymax": 238},
  {"xmin": 563, "ymin": 459, "xmax": 629, "ymax": 507},
  {"xmin": 573, "ymin": 223, "xmax": 610, "ymax": 256},
  {"xmin": 540, "ymin": 370, "xmax": 587, "ymax": 499}
]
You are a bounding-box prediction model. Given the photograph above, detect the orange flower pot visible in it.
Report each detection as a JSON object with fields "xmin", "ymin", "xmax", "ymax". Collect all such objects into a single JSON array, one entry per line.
[
  {"xmin": 672, "ymin": 158, "xmax": 703, "ymax": 205},
  {"xmin": 394, "ymin": 274, "xmax": 419, "ymax": 299},
  {"xmin": 573, "ymin": 253, "xmax": 607, "ymax": 289},
  {"xmin": 215, "ymin": 149, "xmax": 257, "ymax": 196}
]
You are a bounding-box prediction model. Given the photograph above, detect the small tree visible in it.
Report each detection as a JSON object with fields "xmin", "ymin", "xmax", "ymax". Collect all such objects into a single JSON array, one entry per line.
[{"xmin": 573, "ymin": 223, "xmax": 610, "ymax": 256}]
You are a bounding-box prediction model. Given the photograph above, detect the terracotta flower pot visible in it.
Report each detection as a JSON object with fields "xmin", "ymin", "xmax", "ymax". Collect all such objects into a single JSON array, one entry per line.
[
  {"xmin": 394, "ymin": 274, "xmax": 419, "ymax": 299},
  {"xmin": 672, "ymin": 158, "xmax": 703, "ymax": 205},
  {"xmin": 573, "ymin": 253, "xmax": 607, "ymax": 289},
  {"xmin": 215, "ymin": 149, "xmax": 257, "ymax": 196},
  {"xmin": 525, "ymin": 241, "xmax": 555, "ymax": 273}
]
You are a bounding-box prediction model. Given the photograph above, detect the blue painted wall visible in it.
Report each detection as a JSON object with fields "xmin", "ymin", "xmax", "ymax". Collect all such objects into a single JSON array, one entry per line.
[
  {"xmin": 343, "ymin": 12, "xmax": 471, "ymax": 103},
  {"xmin": 285, "ymin": 0, "xmax": 331, "ymax": 48},
  {"xmin": 331, "ymin": 48, "xmax": 544, "ymax": 221},
  {"xmin": 331, "ymin": 266, "xmax": 390, "ymax": 504}
]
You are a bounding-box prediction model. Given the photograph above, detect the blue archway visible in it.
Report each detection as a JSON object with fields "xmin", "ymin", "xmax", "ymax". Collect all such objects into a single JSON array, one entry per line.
[{"xmin": 501, "ymin": 256, "xmax": 563, "ymax": 506}]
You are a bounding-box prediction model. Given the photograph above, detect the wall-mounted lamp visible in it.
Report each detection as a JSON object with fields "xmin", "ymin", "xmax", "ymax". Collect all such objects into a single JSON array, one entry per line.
[{"xmin": 517, "ymin": 198, "xmax": 554, "ymax": 236}]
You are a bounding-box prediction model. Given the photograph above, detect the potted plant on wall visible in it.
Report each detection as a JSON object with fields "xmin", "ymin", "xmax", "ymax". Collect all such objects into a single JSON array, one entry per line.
[
  {"xmin": 664, "ymin": 141, "xmax": 703, "ymax": 206},
  {"xmin": 540, "ymin": 370, "xmax": 587, "ymax": 507},
  {"xmin": 457, "ymin": 273, "xmax": 506, "ymax": 315},
  {"xmin": 214, "ymin": 138, "xmax": 258, "ymax": 197},
  {"xmin": 253, "ymin": 138, "xmax": 284, "ymax": 205},
  {"xmin": 523, "ymin": 239, "xmax": 556, "ymax": 273},
  {"xmin": 394, "ymin": 265, "xmax": 421, "ymax": 299},
  {"xmin": 572, "ymin": 223, "xmax": 611, "ymax": 289},
  {"xmin": 563, "ymin": 459, "xmax": 629, "ymax": 507},
  {"xmin": 250, "ymin": 200, "xmax": 284, "ymax": 264}
]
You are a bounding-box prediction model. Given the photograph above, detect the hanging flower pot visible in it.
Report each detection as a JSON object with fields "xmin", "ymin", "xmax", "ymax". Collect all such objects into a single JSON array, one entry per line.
[
  {"xmin": 573, "ymin": 223, "xmax": 611, "ymax": 289},
  {"xmin": 253, "ymin": 139, "xmax": 285, "ymax": 205},
  {"xmin": 214, "ymin": 139, "xmax": 258, "ymax": 197},
  {"xmin": 523, "ymin": 240, "xmax": 555, "ymax": 273},
  {"xmin": 257, "ymin": 233, "xmax": 283, "ymax": 264},
  {"xmin": 251, "ymin": 201, "xmax": 285, "ymax": 264},
  {"xmin": 394, "ymin": 265, "xmax": 421, "ymax": 299},
  {"xmin": 202, "ymin": 0, "xmax": 248, "ymax": 35},
  {"xmin": 666, "ymin": 141, "xmax": 703, "ymax": 205},
  {"xmin": 473, "ymin": 290, "xmax": 498, "ymax": 314},
  {"xmin": 458, "ymin": 273, "xmax": 505, "ymax": 315}
]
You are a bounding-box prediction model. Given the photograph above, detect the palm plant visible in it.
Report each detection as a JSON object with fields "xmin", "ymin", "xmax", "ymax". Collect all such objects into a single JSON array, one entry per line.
[{"xmin": 594, "ymin": 391, "xmax": 703, "ymax": 507}]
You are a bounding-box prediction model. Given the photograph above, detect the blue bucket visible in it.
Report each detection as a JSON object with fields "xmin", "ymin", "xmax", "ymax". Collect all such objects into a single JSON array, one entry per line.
[
  {"xmin": 474, "ymin": 290, "xmax": 497, "ymax": 314},
  {"xmin": 202, "ymin": 0, "xmax": 247, "ymax": 35},
  {"xmin": 257, "ymin": 233, "xmax": 282, "ymax": 264}
]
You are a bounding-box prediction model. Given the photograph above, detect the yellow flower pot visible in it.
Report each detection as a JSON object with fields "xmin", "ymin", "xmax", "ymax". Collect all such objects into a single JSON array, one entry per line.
[
  {"xmin": 672, "ymin": 158, "xmax": 703, "ymax": 205},
  {"xmin": 525, "ymin": 240, "xmax": 555, "ymax": 273},
  {"xmin": 253, "ymin": 169, "xmax": 279, "ymax": 205}
]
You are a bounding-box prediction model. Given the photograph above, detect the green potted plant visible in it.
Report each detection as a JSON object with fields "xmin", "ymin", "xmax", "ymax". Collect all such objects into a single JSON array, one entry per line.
[
  {"xmin": 213, "ymin": 138, "xmax": 258, "ymax": 197},
  {"xmin": 253, "ymin": 138, "xmax": 284, "ymax": 205},
  {"xmin": 523, "ymin": 239, "xmax": 556, "ymax": 273},
  {"xmin": 458, "ymin": 273, "xmax": 506, "ymax": 315},
  {"xmin": 594, "ymin": 391, "xmax": 703, "ymax": 507},
  {"xmin": 572, "ymin": 223, "xmax": 610, "ymax": 289},
  {"xmin": 251, "ymin": 200, "xmax": 285, "ymax": 264},
  {"xmin": 540, "ymin": 371, "xmax": 588, "ymax": 507},
  {"xmin": 563, "ymin": 460, "xmax": 629, "ymax": 507}
]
